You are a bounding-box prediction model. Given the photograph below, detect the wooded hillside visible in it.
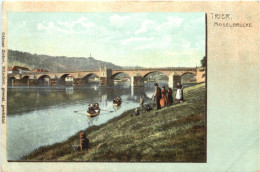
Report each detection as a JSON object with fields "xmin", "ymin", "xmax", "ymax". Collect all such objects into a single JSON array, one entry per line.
[{"xmin": 7, "ymin": 50, "xmax": 123, "ymax": 71}]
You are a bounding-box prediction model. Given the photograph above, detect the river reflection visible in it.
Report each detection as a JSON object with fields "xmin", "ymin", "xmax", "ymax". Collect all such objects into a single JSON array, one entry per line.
[
  {"xmin": 7, "ymin": 83, "xmax": 154, "ymax": 116},
  {"xmin": 7, "ymin": 82, "xmax": 160, "ymax": 160}
]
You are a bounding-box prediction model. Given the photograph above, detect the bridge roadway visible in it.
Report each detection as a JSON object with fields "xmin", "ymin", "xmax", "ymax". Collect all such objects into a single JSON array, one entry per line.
[{"xmin": 7, "ymin": 67, "xmax": 205, "ymax": 88}]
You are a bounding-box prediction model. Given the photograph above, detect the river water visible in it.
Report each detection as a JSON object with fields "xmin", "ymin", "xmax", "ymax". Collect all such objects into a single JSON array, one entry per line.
[{"xmin": 7, "ymin": 82, "xmax": 171, "ymax": 160}]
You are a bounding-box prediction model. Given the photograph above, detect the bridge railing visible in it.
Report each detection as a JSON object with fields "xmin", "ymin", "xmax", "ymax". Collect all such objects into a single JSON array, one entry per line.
[
  {"xmin": 7, "ymin": 67, "xmax": 197, "ymax": 76},
  {"xmin": 7, "ymin": 70, "xmax": 100, "ymax": 75},
  {"xmin": 112, "ymin": 67, "xmax": 197, "ymax": 72}
]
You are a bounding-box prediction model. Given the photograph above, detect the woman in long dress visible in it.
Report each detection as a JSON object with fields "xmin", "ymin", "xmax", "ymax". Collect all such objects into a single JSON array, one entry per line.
[
  {"xmin": 160, "ymin": 86, "xmax": 168, "ymax": 108},
  {"xmin": 175, "ymin": 83, "xmax": 184, "ymax": 103},
  {"xmin": 167, "ymin": 88, "xmax": 173, "ymax": 105}
]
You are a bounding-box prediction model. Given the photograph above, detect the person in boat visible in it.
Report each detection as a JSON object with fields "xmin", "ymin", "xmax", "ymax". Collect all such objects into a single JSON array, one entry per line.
[
  {"xmin": 167, "ymin": 88, "xmax": 173, "ymax": 105},
  {"xmin": 114, "ymin": 97, "xmax": 121, "ymax": 105},
  {"xmin": 160, "ymin": 86, "xmax": 168, "ymax": 108},
  {"xmin": 95, "ymin": 103, "xmax": 99, "ymax": 108},
  {"xmin": 140, "ymin": 96, "xmax": 144, "ymax": 105},
  {"xmin": 145, "ymin": 105, "xmax": 152, "ymax": 112},
  {"xmin": 93, "ymin": 103, "xmax": 99, "ymax": 111},
  {"xmin": 88, "ymin": 104, "xmax": 95, "ymax": 114},
  {"xmin": 176, "ymin": 83, "xmax": 184, "ymax": 103},
  {"xmin": 154, "ymin": 83, "xmax": 162, "ymax": 110}
]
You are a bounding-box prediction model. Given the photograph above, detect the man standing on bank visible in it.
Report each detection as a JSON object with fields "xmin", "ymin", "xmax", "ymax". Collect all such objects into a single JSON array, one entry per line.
[{"xmin": 154, "ymin": 83, "xmax": 162, "ymax": 110}]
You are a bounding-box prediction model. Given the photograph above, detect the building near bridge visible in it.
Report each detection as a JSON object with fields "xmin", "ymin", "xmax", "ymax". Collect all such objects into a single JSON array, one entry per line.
[
  {"xmin": 65, "ymin": 75, "xmax": 74, "ymax": 82},
  {"xmin": 8, "ymin": 66, "xmax": 30, "ymax": 74}
]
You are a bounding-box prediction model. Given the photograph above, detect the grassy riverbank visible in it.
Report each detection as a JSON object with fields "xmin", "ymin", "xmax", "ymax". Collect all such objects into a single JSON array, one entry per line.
[{"xmin": 23, "ymin": 83, "xmax": 206, "ymax": 162}]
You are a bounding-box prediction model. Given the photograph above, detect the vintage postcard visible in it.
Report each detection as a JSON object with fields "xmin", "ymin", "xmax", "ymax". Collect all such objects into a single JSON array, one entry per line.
[
  {"xmin": 6, "ymin": 11, "xmax": 206, "ymax": 162},
  {"xmin": 1, "ymin": 1, "xmax": 259, "ymax": 172}
]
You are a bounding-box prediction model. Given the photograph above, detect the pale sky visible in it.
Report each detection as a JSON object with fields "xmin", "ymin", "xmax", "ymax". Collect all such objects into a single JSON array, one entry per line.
[{"xmin": 8, "ymin": 12, "xmax": 205, "ymax": 67}]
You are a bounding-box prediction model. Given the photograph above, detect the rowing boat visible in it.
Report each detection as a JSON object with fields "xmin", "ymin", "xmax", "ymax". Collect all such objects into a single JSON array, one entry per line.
[
  {"xmin": 87, "ymin": 109, "xmax": 100, "ymax": 117},
  {"xmin": 113, "ymin": 101, "xmax": 122, "ymax": 106}
]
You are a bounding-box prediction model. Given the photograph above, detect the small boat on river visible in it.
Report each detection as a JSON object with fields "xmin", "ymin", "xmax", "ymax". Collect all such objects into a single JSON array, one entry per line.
[
  {"xmin": 113, "ymin": 101, "xmax": 122, "ymax": 106},
  {"xmin": 87, "ymin": 103, "xmax": 100, "ymax": 117},
  {"xmin": 87, "ymin": 109, "xmax": 100, "ymax": 117},
  {"xmin": 113, "ymin": 97, "xmax": 122, "ymax": 106}
]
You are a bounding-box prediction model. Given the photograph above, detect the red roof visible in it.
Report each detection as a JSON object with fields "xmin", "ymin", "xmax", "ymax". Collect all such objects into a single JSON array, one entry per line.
[
  {"xmin": 8, "ymin": 66, "xmax": 30, "ymax": 71},
  {"xmin": 8, "ymin": 67, "xmax": 14, "ymax": 71}
]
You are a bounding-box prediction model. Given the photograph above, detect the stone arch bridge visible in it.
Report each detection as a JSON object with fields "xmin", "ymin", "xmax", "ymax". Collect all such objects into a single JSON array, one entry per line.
[{"xmin": 7, "ymin": 66, "xmax": 205, "ymax": 88}]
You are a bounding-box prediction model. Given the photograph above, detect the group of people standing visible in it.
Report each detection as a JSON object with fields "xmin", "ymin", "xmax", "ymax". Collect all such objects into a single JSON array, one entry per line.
[{"xmin": 153, "ymin": 83, "xmax": 184, "ymax": 110}]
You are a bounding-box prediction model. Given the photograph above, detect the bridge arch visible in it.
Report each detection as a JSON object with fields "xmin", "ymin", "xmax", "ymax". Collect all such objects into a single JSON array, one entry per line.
[
  {"xmin": 143, "ymin": 71, "xmax": 169, "ymax": 88},
  {"xmin": 21, "ymin": 75, "xmax": 30, "ymax": 79},
  {"xmin": 38, "ymin": 75, "xmax": 51, "ymax": 86},
  {"xmin": 58, "ymin": 74, "xmax": 74, "ymax": 86},
  {"xmin": 181, "ymin": 72, "xmax": 196, "ymax": 84},
  {"xmin": 20, "ymin": 76, "xmax": 30, "ymax": 86},
  {"xmin": 8, "ymin": 75, "xmax": 20, "ymax": 80},
  {"xmin": 111, "ymin": 72, "xmax": 131, "ymax": 83},
  {"xmin": 180, "ymin": 71, "xmax": 197, "ymax": 77},
  {"xmin": 82, "ymin": 73, "xmax": 100, "ymax": 85},
  {"xmin": 142, "ymin": 71, "xmax": 169, "ymax": 79}
]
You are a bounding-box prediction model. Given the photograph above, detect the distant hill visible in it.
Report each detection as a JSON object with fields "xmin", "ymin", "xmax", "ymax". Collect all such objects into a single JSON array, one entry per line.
[{"xmin": 7, "ymin": 50, "xmax": 123, "ymax": 72}]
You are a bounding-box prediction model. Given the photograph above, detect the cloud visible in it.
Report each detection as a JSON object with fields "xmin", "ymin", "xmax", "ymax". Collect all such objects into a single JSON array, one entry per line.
[
  {"xmin": 37, "ymin": 21, "xmax": 69, "ymax": 33},
  {"xmin": 72, "ymin": 17, "xmax": 96, "ymax": 30},
  {"xmin": 37, "ymin": 17, "xmax": 96, "ymax": 34},
  {"xmin": 157, "ymin": 16, "xmax": 184, "ymax": 32},
  {"xmin": 120, "ymin": 37, "xmax": 155, "ymax": 45},
  {"xmin": 193, "ymin": 16, "xmax": 205, "ymax": 24},
  {"xmin": 166, "ymin": 16, "xmax": 184, "ymax": 27},
  {"xmin": 135, "ymin": 16, "xmax": 184, "ymax": 36},
  {"xmin": 110, "ymin": 14, "xmax": 130, "ymax": 27},
  {"xmin": 135, "ymin": 20, "xmax": 156, "ymax": 34}
]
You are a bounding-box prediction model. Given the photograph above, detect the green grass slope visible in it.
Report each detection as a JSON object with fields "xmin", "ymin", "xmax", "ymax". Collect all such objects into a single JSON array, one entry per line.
[{"xmin": 23, "ymin": 83, "xmax": 206, "ymax": 162}]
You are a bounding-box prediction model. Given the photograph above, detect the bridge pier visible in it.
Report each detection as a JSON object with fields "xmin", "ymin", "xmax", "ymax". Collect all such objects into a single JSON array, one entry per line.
[
  {"xmin": 8, "ymin": 78, "xmax": 15, "ymax": 86},
  {"xmin": 8, "ymin": 79, "xmax": 28, "ymax": 86},
  {"xmin": 99, "ymin": 66, "xmax": 113, "ymax": 86},
  {"xmin": 99, "ymin": 77, "xmax": 114, "ymax": 86},
  {"xmin": 131, "ymin": 76, "xmax": 144, "ymax": 87},
  {"xmin": 196, "ymin": 67, "xmax": 206, "ymax": 83},
  {"xmin": 57, "ymin": 79, "xmax": 66, "ymax": 86},
  {"xmin": 28, "ymin": 79, "xmax": 38, "ymax": 86},
  {"xmin": 131, "ymin": 86, "xmax": 144, "ymax": 98},
  {"xmin": 50, "ymin": 79, "xmax": 58, "ymax": 86},
  {"xmin": 8, "ymin": 79, "xmax": 17, "ymax": 86},
  {"xmin": 73, "ymin": 78, "xmax": 84, "ymax": 86},
  {"xmin": 168, "ymin": 75, "xmax": 181, "ymax": 89}
]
